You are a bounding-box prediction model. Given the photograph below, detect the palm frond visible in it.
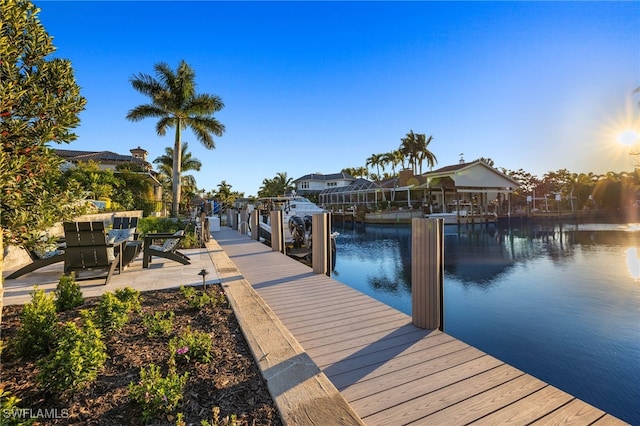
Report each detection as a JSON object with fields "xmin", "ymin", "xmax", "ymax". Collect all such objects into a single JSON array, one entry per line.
[
  {"xmin": 126, "ymin": 104, "xmax": 168, "ymax": 122},
  {"xmin": 155, "ymin": 116, "xmax": 175, "ymax": 136}
]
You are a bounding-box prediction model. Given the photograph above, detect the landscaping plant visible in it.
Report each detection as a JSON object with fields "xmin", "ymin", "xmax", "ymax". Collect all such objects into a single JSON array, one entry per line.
[
  {"xmin": 169, "ymin": 326, "xmax": 213, "ymax": 364},
  {"xmin": 91, "ymin": 292, "xmax": 131, "ymax": 333},
  {"xmin": 54, "ymin": 273, "xmax": 84, "ymax": 312},
  {"xmin": 12, "ymin": 287, "xmax": 56, "ymax": 358},
  {"xmin": 142, "ymin": 310, "xmax": 175, "ymax": 337},
  {"xmin": 114, "ymin": 286, "xmax": 142, "ymax": 313},
  {"xmin": 36, "ymin": 318, "xmax": 107, "ymax": 394},
  {"xmin": 128, "ymin": 363, "xmax": 189, "ymax": 423}
]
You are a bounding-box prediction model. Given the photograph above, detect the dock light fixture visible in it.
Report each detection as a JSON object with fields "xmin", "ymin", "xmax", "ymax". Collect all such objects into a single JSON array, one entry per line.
[{"xmin": 198, "ymin": 269, "xmax": 209, "ymax": 290}]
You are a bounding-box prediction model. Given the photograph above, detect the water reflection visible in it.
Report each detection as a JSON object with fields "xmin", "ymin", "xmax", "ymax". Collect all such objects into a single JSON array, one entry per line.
[
  {"xmin": 626, "ymin": 247, "xmax": 640, "ymax": 281},
  {"xmin": 333, "ymin": 221, "xmax": 640, "ymax": 424}
]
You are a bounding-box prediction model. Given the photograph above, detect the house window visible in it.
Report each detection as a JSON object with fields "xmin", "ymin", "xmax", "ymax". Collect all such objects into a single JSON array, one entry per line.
[
  {"xmin": 301, "ymin": 181, "xmax": 309, "ymax": 189},
  {"xmin": 327, "ymin": 182, "xmax": 337, "ymax": 187}
]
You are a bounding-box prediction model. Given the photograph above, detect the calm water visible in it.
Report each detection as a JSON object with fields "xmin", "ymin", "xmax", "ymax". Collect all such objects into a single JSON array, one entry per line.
[{"xmin": 332, "ymin": 221, "xmax": 640, "ymax": 425}]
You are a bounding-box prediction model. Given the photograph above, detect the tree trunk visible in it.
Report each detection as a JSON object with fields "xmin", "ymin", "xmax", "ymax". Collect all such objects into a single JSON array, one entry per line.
[
  {"xmin": 1, "ymin": 229, "xmax": 4, "ymax": 324},
  {"xmin": 172, "ymin": 123, "xmax": 182, "ymax": 217}
]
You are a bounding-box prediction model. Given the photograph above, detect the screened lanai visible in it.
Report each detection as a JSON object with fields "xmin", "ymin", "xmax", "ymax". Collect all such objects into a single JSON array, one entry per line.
[
  {"xmin": 319, "ymin": 178, "xmax": 385, "ymax": 208},
  {"xmin": 318, "ymin": 178, "xmax": 418, "ymax": 209}
]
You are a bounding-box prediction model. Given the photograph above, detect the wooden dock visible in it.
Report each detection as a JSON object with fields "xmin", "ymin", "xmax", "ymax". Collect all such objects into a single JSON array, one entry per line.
[{"xmin": 212, "ymin": 227, "xmax": 627, "ymax": 425}]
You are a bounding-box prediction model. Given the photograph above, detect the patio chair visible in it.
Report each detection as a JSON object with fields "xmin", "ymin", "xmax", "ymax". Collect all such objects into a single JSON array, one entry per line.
[
  {"xmin": 108, "ymin": 217, "xmax": 142, "ymax": 269},
  {"xmin": 142, "ymin": 226, "xmax": 191, "ymax": 268},
  {"xmin": 112, "ymin": 216, "xmax": 139, "ymax": 230},
  {"xmin": 5, "ymin": 246, "xmax": 65, "ymax": 280},
  {"xmin": 63, "ymin": 221, "xmax": 123, "ymax": 285}
]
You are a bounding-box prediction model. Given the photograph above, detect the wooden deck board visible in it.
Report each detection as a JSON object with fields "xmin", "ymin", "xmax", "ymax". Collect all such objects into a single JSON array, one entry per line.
[{"xmin": 213, "ymin": 228, "xmax": 628, "ymax": 426}]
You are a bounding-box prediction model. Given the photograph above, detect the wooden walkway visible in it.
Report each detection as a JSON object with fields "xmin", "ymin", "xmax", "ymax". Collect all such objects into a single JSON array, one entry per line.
[{"xmin": 213, "ymin": 227, "xmax": 627, "ymax": 425}]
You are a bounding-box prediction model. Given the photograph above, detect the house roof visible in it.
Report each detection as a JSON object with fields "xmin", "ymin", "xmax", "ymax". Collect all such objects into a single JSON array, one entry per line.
[
  {"xmin": 319, "ymin": 178, "xmax": 380, "ymax": 195},
  {"xmin": 422, "ymin": 160, "xmax": 520, "ymax": 188},
  {"xmin": 54, "ymin": 149, "xmax": 151, "ymax": 169},
  {"xmin": 294, "ymin": 172, "xmax": 355, "ymax": 182}
]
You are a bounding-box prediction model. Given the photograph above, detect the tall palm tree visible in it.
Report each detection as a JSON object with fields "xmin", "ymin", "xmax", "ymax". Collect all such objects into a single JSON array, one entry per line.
[
  {"xmin": 400, "ymin": 130, "xmax": 420, "ymax": 174},
  {"xmin": 153, "ymin": 142, "xmax": 202, "ymax": 202},
  {"xmin": 366, "ymin": 153, "xmax": 385, "ymax": 182},
  {"xmin": 415, "ymin": 133, "xmax": 437, "ymax": 174},
  {"xmin": 126, "ymin": 60, "xmax": 225, "ymax": 217}
]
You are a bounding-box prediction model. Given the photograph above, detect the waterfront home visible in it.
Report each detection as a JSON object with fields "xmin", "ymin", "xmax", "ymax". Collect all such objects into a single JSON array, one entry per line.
[{"xmin": 317, "ymin": 160, "xmax": 519, "ymax": 217}]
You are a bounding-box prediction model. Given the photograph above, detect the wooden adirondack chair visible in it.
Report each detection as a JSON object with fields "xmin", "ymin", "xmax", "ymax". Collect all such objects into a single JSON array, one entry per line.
[
  {"xmin": 63, "ymin": 221, "xmax": 123, "ymax": 285},
  {"xmin": 5, "ymin": 246, "xmax": 65, "ymax": 279},
  {"xmin": 142, "ymin": 222, "xmax": 192, "ymax": 268},
  {"xmin": 109, "ymin": 215, "xmax": 142, "ymax": 268}
]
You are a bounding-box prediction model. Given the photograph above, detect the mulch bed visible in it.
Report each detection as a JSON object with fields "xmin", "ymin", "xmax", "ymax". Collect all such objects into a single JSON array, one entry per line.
[{"xmin": 0, "ymin": 285, "xmax": 283, "ymax": 425}]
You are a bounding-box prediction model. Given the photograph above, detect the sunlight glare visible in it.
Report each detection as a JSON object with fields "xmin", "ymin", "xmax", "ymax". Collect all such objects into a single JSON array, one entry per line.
[
  {"xmin": 618, "ymin": 129, "xmax": 639, "ymax": 146},
  {"xmin": 626, "ymin": 247, "xmax": 640, "ymax": 281}
]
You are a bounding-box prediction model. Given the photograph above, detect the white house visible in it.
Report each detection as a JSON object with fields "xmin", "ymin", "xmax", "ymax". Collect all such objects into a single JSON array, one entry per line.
[{"xmin": 293, "ymin": 172, "xmax": 356, "ymax": 196}]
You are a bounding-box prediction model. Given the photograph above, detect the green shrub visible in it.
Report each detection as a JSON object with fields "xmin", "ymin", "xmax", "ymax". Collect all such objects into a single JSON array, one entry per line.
[
  {"xmin": 0, "ymin": 388, "xmax": 35, "ymax": 425},
  {"xmin": 179, "ymin": 285, "xmax": 211, "ymax": 310},
  {"xmin": 114, "ymin": 287, "xmax": 142, "ymax": 313},
  {"xmin": 13, "ymin": 287, "xmax": 57, "ymax": 358},
  {"xmin": 137, "ymin": 217, "xmax": 186, "ymax": 235},
  {"xmin": 169, "ymin": 327, "xmax": 212, "ymax": 364},
  {"xmin": 93, "ymin": 292, "xmax": 130, "ymax": 333},
  {"xmin": 36, "ymin": 318, "xmax": 107, "ymax": 394},
  {"xmin": 129, "ymin": 364, "xmax": 188, "ymax": 423},
  {"xmin": 55, "ymin": 273, "xmax": 84, "ymax": 312},
  {"xmin": 142, "ymin": 310, "xmax": 175, "ymax": 337}
]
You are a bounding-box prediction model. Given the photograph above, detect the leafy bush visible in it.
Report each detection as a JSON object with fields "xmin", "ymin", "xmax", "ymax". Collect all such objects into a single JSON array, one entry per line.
[
  {"xmin": 179, "ymin": 285, "xmax": 218, "ymax": 310},
  {"xmin": 0, "ymin": 388, "xmax": 35, "ymax": 426},
  {"xmin": 92, "ymin": 292, "xmax": 130, "ymax": 333},
  {"xmin": 36, "ymin": 318, "xmax": 107, "ymax": 394},
  {"xmin": 114, "ymin": 287, "xmax": 142, "ymax": 313},
  {"xmin": 55, "ymin": 273, "xmax": 84, "ymax": 312},
  {"xmin": 137, "ymin": 217, "xmax": 186, "ymax": 235},
  {"xmin": 12, "ymin": 287, "xmax": 57, "ymax": 358},
  {"xmin": 141, "ymin": 310, "xmax": 175, "ymax": 337},
  {"xmin": 169, "ymin": 327, "xmax": 213, "ymax": 364},
  {"xmin": 129, "ymin": 364, "xmax": 188, "ymax": 423}
]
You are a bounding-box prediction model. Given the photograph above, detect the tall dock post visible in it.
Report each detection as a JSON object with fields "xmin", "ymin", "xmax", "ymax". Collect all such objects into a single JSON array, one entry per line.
[
  {"xmin": 239, "ymin": 209, "xmax": 249, "ymax": 234},
  {"xmin": 229, "ymin": 208, "xmax": 239, "ymax": 230},
  {"xmin": 270, "ymin": 210, "xmax": 285, "ymax": 254},
  {"xmin": 312, "ymin": 212, "xmax": 332, "ymax": 277},
  {"xmin": 250, "ymin": 210, "xmax": 259, "ymax": 240},
  {"xmin": 411, "ymin": 218, "xmax": 444, "ymax": 331}
]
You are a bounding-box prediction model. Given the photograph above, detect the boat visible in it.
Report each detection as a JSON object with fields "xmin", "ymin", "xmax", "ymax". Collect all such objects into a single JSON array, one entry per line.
[{"xmin": 249, "ymin": 195, "xmax": 338, "ymax": 268}]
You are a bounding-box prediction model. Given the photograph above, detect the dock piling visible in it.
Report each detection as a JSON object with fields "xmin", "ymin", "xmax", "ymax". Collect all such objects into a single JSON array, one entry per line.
[{"xmin": 411, "ymin": 218, "xmax": 444, "ymax": 331}]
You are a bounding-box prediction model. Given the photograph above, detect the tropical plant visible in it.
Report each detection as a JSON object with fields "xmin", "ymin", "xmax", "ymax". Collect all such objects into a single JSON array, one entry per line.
[
  {"xmin": 366, "ymin": 153, "xmax": 385, "ymax": 181},
  {"xmin": 400, "ymin": 130, "xmax": 437, "ymax": 174},
  {"xmin": 126, "ymin": 60, "xmax": 225, "ymax": 217},
  {"xmin": 1, "ymin": 0, "xmax": 89, "ymax": 321},
  {"xmin": 415, "ymin": 133, "xmax": 437, "ymax": 174},
  {"xmin": 153, "ymin": 142, "xmax": 202, "ymax": 206},
  {"xmin": 257, "ymin": 172, "xmax": 295, "ymax": 197}
]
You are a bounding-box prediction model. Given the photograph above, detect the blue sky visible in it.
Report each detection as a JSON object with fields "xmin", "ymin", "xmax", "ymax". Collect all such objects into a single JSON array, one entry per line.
[{"xmin": 37, "ymin": 1, "xmax": 640, "ymax": 196}]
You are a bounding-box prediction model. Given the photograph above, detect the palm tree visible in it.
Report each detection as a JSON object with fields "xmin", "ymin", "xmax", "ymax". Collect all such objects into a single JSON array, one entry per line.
[
  {"xmin": 153, "ymin": 142, "xmax": 202, "ymax": 203},
  {"xmin": 366, "ymin": 153, "xmax": 384, "ymax": 182},
  {"xmin": 400, "ymin": 130, "xmax": 421, "ymax": 174},
  {"xmin": 257, "ymin": 172, "xmax": 295, "ymax": 197},
  {"xmin": 415, "ymin": 133, "xmax": 437, "ymax": 174},
  {"xmin": 126, "ymin": 60, "xmax": 225, "ymax": 217}
]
